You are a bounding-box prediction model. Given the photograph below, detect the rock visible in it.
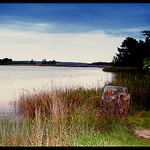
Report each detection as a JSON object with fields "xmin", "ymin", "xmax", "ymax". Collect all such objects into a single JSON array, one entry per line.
[{"xmin": 100, "ymin": 86, "xmax": 131, "ymax": 117}]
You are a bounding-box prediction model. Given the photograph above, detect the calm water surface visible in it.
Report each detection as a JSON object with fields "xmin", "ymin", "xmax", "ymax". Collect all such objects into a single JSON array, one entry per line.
[{"xmin": 0, "ymin": 66, "xmax": 114, "ymax": 113}]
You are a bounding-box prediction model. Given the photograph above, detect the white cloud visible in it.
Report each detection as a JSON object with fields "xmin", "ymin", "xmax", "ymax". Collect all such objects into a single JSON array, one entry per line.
[
  {"xmin": 0, "ymin": 21, "xmax": 56, "ymax": 34},
  {"xmin": 105, "ymin": 26, "xmax": 150, "ymax": 40},
  {"xmin": 0, "ymin": 26, "xmax": 125, "ymax": 63}
]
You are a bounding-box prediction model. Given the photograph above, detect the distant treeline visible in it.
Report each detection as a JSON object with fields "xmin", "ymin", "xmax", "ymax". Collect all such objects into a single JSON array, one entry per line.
[
  {"xmin": 0, "ymin": 58, "xmax": 57, "ymax": 65},
  {"xmin": 91, "ymin": 62, "xmax": 111, "ymax": 66},
  {"xmin": 0, "ymin": 58, "xmax": 110, "ymax": 66},
  {"xmin": 0, "ymin": 58, "xmax": 37, "ymax": 65},
  {"xmin": 41, "ymin": 59, "xmax": 56, "ymax": 65},
  {"xmin": 0, "ymin": 58, "xmax": 13, "ymax": 65}
]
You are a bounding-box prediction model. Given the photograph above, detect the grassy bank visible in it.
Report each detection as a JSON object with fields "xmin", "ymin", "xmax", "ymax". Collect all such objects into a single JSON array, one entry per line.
[
  {"xmin": 103, "ymin": 66, "xmax": 140, "ymax": 73},
  {"xmin": 108, "ymin": 71, "xmax": 150, "ymax": 111},
  {"xmin": 0, "ymin": 71, "xmax": 150, "ymax": 146}
]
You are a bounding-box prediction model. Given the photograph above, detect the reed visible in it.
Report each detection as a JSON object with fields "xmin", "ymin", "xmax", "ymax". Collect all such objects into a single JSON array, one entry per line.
[
  {"xmin": 107, "ymin": 71, "xmax": 150, "ymax": 111},
  {"xmin": 103, "ymin": 66, "xmax": 139, "ymax": 73},
  {"xmin": 0, "ymin": 86, "xmax": 126, "ymax": 146},
  {"xmin": 16, "ymin": 87, "xmax": 103, "ymax": 121},
  {"xmin": 0, "ymin": 87, "xmax": 105, "ymax": 146}
]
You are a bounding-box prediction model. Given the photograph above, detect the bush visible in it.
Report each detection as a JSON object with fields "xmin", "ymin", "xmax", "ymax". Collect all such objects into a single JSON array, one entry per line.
[{"xmin": 143, "ymin": 57, "xmax": 150, "ymax": 72}]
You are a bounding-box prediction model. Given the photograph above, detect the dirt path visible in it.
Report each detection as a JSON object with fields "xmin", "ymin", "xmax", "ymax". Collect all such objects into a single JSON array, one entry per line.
[{"xmin": 134, "ymin": 129, "xmax": 150, "ymax": 139}]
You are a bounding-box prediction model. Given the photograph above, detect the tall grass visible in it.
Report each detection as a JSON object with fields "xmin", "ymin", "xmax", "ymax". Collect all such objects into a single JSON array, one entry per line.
[
  {"xmin": 0, "ymin": 110, "xmax": 148, "ymax": 146},
  {"xmin": 16, "ymin": 87, "xmax": 102, "ymax": 120},
  {"xmin": 0, "ymin": 70, "xmax": 150, "ymax": 146},
  {"xmin": 107, "ymin": 71, "xmax": 150, "ymax": 111},
  {"xmin": 103, "ymin": 66, "xmax": 150, "ymax": 111},
  {"xmin": 0, "ymin": 87, "xmax": 129, "ymax": 146},
  {"xmin": 103, "ymin": 66, "xmax": 140, "ymax": 73}
]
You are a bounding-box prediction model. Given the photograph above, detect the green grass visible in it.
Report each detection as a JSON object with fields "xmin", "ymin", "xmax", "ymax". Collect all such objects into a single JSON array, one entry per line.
[
  {"xmin": 106, "ymin": 71, "xmax": 150, "ymax": 111},
  {"xmin": 0, "ymin": 70, "xmax": 150, "ymax": 146},
  {"xmin": 1, "ymin": 111, "xmax": 149, "ymax": 146},
  {"xmin": 74, "ymin": 124, "xmax": 149, "ymax": 146},
  {"xmin": 127, "ymin": 111, "xmax": 150, "ymax": 129}
]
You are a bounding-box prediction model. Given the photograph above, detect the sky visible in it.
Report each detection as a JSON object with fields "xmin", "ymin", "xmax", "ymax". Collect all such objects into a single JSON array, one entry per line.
[{"xmin": 0, "ymin": 3, "xmax": 150, "ymax": 63}]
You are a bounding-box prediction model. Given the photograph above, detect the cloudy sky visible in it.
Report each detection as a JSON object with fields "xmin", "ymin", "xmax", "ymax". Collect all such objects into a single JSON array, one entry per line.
[{"xmin": 0, "ymin": 3, "xmax": 150, "ymax": 63}]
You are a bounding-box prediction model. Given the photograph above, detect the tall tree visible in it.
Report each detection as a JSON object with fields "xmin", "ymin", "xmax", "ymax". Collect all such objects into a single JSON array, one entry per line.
[
  {"xmin": 112, "ymin": 37, "xmax": 140, "ymax": 67},
  {"xmin": 0, "ymin": 58, "xmax": 12, "ymax": 65},
  {"xmin": 142, "ymin": 30, "xmax": 150, "ymax": 59},
  {"xmin": 30, "ymin": 59, "xmax": 36, "ymax": 64},
  {"xmin": 41, "ymin": 59, "xmax": 47, "ymax": 64},
  {"xmin": 112, "ymin": 33, "xmax": 150, "ymax": 68},
  {"xmin": 142, "ymin": 30, "xmax": 150, "ymax": 38}
]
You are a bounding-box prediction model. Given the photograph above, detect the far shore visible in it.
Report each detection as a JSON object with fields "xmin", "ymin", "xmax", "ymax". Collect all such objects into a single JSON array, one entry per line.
[{"xmin": 1, "ymin": 64, "xmax": 108, "ymax": 68}]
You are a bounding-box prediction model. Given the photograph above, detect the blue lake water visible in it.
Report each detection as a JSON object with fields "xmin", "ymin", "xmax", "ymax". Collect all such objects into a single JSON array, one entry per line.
[{"xmin": 0, "ymin": 65, "xmax": 114, "ymax": 113}]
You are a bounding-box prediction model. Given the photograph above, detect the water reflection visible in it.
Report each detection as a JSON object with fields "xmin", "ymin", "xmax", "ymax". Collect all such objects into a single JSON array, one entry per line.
[{"xmin": 0, "ymin": 66, "xmax": 114, "ymax": 113}]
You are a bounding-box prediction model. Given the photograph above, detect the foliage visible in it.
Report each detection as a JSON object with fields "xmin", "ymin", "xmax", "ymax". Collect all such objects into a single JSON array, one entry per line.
[
  {"xmin": 112, "ymin": 31, "xmax": 150, "ymax": 69},
  {"xmin": 0, "ymin": 58, "xmax": 37, "ymax": 65},
  {"xmin": 112, "ymin": 37, "xmax": 149, "ymax": 68},
  {"xmin": 41, "ymin": 59, "xmax": 47, "ymax": 64},
  {"xmin": 91, "ymin": 62, "xmax": 111, "ymax": 66},
  {"xmin": 142, "ymin": 30, "xmax": 150, "ymax": 37},
  {"xmin": 0, "ymin": 58, "xmax": 57, "ymax": 65},
  {"xmin": 30, "ymin": 59, "xmax": 36, "ymax": 64},
  {"xmin": 13, "ymin": 61, "xmax": 29, "ymax": 64},
  {"xmin": 41, "ymin": 59, "xmax": 56, "ymax": 65},
  {"xmin": 47, "ymin": 60, "xmax": 56, "ymax": 65},
  {"xmin": 0, "ymin": 58, "xmax": 12, "ymax": 65},
  {"xmin": 143, "ymin": 57, "xmax": 150, "ymax": 72}
]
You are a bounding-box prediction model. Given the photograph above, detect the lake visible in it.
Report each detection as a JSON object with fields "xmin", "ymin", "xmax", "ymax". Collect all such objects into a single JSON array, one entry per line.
[{"xmin": 0, "ymin": 65, "xmax": 114, "ymax": 113}]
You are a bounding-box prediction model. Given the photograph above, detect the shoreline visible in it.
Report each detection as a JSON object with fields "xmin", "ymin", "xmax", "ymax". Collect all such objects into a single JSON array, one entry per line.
[{"xmin": 1, "ymin": 64, "xmax": 108, "ymax": 68}]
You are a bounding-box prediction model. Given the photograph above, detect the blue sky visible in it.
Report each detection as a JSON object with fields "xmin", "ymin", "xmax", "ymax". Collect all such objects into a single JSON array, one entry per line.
[{"xmin": 0, "ymin": 3, "xmax": 150, "ymax": 63}]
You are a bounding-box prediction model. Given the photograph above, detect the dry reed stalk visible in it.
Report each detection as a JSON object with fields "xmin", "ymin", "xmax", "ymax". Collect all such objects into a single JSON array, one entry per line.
[{"xmin": 51, "ymin": 91, "xmax": 68, "ymax": 124}]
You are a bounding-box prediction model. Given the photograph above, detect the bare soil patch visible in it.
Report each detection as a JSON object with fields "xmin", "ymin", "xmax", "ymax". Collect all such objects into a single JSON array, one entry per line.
[{"xmin": 134, "ymin": 129, "xmax": 150, "ymax": 139}]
